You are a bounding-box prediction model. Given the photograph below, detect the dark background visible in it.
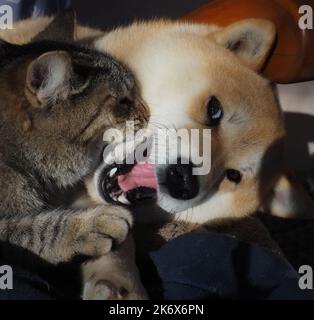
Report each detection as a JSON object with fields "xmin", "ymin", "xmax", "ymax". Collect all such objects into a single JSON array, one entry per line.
[{"xmin": 72, "ymin": 0, "xmax": 209, "ymax": 30}]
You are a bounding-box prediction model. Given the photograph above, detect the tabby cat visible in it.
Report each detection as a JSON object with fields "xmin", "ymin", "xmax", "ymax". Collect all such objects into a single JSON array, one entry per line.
[{"xmin": 0, "ymin": 14, "xmax": 149, "ymax": 264}]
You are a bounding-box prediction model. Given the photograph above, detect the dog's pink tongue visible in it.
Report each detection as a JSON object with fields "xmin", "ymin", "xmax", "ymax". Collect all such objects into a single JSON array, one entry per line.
[{"xmin": 117, "ymin": 161, "xmax": 157, "ymax": 192}]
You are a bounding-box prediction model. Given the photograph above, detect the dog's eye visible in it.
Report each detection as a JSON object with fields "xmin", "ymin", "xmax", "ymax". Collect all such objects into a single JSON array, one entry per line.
[
  {"xmin": 226, "ymin": 169, "xmax": 242, "ymax": 184},
  {"xmin": 207, "ymin": 96, "xmax": 223, "ymax": 126}
]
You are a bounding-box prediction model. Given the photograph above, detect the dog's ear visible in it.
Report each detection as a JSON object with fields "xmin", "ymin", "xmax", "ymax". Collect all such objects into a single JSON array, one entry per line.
[
  {"xmin": 214, "ymin": 19, "xmax": 276, "ymax": 71},
  {"xmin": 25, "ymin": 51, "xmax": 72, "ymax": 108},
  {"xmin": 263, "ymin": 174, "xmax": 314, "ymax": 219},
  {"xmin": 32, "ymin": 9, "xmax": 76, "ymax": 42}
]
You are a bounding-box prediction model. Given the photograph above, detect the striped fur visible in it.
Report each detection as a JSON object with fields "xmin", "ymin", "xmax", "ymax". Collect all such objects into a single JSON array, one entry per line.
[{"xmin": 0, "ymin": 36, "xmax": 148, "ymax": 264}]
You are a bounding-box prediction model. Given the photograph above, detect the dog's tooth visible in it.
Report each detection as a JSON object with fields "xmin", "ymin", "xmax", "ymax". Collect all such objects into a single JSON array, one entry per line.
[
  {"xmin": 109, "ymin": 168, "xmax": 117, "ymax": 177},
  {"xmin": 118, "ymin": 194, "xmax": 131, "ymax": 205}
]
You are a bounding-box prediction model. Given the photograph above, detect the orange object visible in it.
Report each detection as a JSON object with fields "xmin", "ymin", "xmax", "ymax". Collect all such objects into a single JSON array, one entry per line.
[{"xmin": 183, "ymin": 0, "xmax": 314, "ymax": 83}]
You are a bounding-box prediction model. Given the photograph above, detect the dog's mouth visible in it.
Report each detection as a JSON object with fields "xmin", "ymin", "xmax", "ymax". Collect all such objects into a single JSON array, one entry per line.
[{"xmin": 99, "ymin": 161, "xmax": 158, "ymax": 205}]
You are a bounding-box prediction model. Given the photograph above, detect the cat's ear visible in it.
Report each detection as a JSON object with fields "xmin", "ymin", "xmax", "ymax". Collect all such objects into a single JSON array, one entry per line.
[
  {"xmin": 32, "ymin": 9, "xmax": 76, "ymax": 42},
  {"xmin": 25, "ymin": 51, "xmax": 72, "ymax": 108},
  {"xmin": 214, "ymin": 19, "xmax": 276, "ymax": 71},
  {"xmin": 263, "ymin": 174, "xmax": 314, "ymax": 219}
]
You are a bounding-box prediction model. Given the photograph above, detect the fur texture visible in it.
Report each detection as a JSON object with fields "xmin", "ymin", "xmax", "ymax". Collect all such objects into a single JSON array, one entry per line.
[
  {"xmin": 0, "ymin": 18, "xmax": 149, "ymax": 265},
  {"xmin": 3, "ymin": 14, "xmax": 314, "ymax": 300}
]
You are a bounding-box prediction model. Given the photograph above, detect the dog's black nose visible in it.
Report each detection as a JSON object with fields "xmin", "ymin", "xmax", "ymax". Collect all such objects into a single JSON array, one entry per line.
[{"xmin": 165, "ymin": 161, "xmax": 199, "ymax": 200}]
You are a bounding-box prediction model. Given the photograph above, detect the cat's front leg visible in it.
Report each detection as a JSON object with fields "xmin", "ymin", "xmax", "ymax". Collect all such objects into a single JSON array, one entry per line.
[{"xmin": 0, "ymin": 205, "xmax": 132, "ymax": 264}]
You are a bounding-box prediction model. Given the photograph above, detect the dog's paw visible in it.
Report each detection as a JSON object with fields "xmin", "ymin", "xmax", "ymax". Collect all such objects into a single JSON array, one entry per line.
[
  {"xmin": 72, "ymin": 206, "xmax": 133, "ymax": 257},
  {"xmin": 82, "ymin": 235, "xmax": 148, "ymax": 300},
  {"xmin": 83, "ymin": 280, "xmax": 130, "ymax": 300},
  {"xmin": 83, "ymin": 278, "xmax": 148, "ymax": 300}
]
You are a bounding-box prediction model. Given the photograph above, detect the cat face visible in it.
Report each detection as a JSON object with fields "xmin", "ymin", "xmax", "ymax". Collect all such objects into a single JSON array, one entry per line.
[{"xmin": 0, "ymin": 40, "xmax": 149, "ymax": 186}]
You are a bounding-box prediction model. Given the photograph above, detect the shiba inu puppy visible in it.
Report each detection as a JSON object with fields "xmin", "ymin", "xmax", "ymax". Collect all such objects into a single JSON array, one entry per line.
[
  {"xmin": 5, "ymin": 14, "xmax": 314, "ymax": 300},
  {"xmin": 82, "ymin": 19, "xmax": 314, "ymax": 222},
  {"xmin": 81, "ymin": 18, "xmax": 314, "ymax": 299}
]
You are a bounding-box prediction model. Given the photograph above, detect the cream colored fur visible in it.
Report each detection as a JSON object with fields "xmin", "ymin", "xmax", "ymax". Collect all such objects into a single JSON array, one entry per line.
[
  {"xmin": 80, "ymin": 18, "xmax": 314, "ymax": 299},
  {"xmin": 87, "ymin": 19, "xmax": 313, "ymax": 220},
  {"xmin": 82, "ymin": 235, "xmax": 148, "ymax": 300}
]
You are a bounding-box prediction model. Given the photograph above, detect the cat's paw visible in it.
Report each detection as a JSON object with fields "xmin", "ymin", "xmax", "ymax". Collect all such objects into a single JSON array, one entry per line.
[{"xmin": 72, "ymin": 206, "xmax": 132, "ymax": 257}]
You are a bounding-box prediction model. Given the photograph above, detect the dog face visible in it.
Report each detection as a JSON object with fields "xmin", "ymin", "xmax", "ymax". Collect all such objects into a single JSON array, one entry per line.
[
  {"xmin": 86, "ymin": 19, "xmax": 314, "ymax": 221},
  {"xmin": 144, "ymin": 41, "xmax": 284, "ymax": 218},
  {"xmin": 109, "ymin": 20, "xmax": 285, "ymax": 220}
]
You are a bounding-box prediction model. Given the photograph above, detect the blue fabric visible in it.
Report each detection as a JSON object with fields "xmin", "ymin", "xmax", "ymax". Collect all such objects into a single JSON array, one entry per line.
[
  {"xmin": 0, "ymin": 0, "xmax": 71, "ymax": 21},
  {"xmin": 0, "ymin": 263, "xmax": 52, "ymax": 300},
  {"xmin": 149, "ymin": 233, "xmax": 314, "ymax": 300},
  {"xmin": 0, "ymin": 232, "xmax": 314, "ymax": 300}
]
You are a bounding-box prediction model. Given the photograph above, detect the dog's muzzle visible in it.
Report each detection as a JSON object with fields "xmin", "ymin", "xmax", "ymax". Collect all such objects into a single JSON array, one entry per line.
[
  {"xmin": 165, "ymin": 160, "xmax": 199, "ymax": 200},
  {"xmin": 98, "ymin": 160, "xmax": 158, "ymax": 205}
]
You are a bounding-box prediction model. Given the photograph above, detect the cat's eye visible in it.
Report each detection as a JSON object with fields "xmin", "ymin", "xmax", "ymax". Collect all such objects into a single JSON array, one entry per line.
[
  {"xmin": 207, "ymin": 96, "xmax": 223, "ymax": 126},
  {"xmin": 226, "ymin": 169, "xmax": 242, "ymax": 184}
]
